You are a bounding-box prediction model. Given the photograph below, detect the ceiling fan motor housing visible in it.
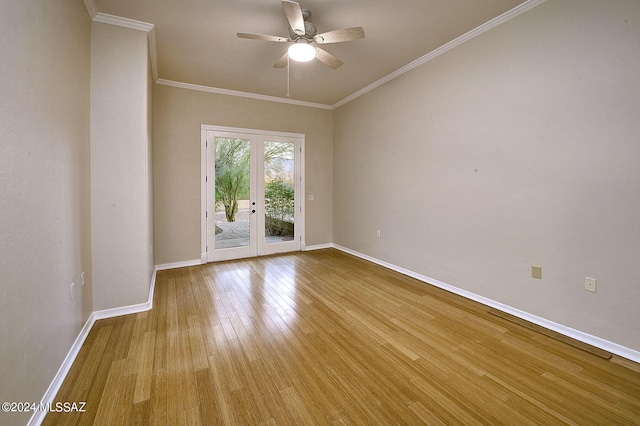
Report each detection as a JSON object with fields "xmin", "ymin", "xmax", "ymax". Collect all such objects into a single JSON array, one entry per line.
[{"xmin": 288, "ymin": 20, "xmax": 317, "ymax": 41}]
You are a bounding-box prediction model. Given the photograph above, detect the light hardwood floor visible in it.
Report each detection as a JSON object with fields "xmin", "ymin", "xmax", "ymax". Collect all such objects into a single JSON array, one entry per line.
[{"xmin": 44, "ymin": 249, "xmax": 640, "ymax": 425}]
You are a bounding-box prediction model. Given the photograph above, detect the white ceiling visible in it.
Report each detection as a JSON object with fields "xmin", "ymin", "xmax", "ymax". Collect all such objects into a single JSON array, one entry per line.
[{"xmin": 91, "ymin": 0, "xmax": 530, "ymax": 107}]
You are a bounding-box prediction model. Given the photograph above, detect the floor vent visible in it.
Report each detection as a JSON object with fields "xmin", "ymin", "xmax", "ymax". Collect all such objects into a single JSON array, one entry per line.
[{"xmin": 487, "ymin": 309, "xmax": 612, "ymax": 359}]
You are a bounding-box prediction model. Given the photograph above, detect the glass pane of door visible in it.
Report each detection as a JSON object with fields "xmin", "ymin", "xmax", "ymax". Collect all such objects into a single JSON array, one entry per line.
[
  {"xmin": 264, "ymin": 141, "xmax": 295, "ymax": 244},
  {"xmin": 214, "ymin": 137, "xmax": 251, "ymax": 249}
]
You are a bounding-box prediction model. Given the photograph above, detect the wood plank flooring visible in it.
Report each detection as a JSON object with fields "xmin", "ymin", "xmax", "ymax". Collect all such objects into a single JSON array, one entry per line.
[{"xmin": 44, "ymin": 249, "xmax": 640, "ymax": 425}]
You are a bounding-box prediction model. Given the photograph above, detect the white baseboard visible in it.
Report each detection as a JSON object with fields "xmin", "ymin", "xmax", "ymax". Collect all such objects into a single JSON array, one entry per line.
[
  {"xmin": 92, "ymin": 301, "xmax": 152, "ymax": 321},
  {"xmin": 29, "ymin": 267, "xmax": 158, "ymax": 425},
  {"xmin": 93, "ymin": 268, "xmax": 157, "ymax": 320},
  {"xmin": 28, "ymin": 312, "xmax": 96, "ymax": 426},
  {"xmin": 156, "ymin": 259, "xmax": 203, "ymax": 271},
  {"xmin": 333, "ymin": 244, "xmax": 640, "ymax": 364},
  {"xmin": 303, "ymin": 243, "xmax": 333, "ymax": 251},
  {"xmin": 30, "ymin": 246, "xmax": 639, "ymax": 426}
]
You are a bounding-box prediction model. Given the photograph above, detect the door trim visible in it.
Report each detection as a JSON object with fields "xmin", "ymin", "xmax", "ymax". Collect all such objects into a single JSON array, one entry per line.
[{"xmin": 200, "ymin": 124, "xmax": 305, "ymax": 262}]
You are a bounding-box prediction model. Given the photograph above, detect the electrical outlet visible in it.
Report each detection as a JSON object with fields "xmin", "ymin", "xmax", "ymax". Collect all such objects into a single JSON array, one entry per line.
[
  {"xmin": 585, "ymin": 277, "xmax": 597, "ymax": 293},
  {"xmin": 532, "ymin": 265, "xmax": 542, "ymax": 279},
  {"xmin": 376, "ymin": 230, "xmax": 381, "ymax": 238},
  {"xmin": 70, "ymin": 283, "xmax": 75, "ymax": 301}
]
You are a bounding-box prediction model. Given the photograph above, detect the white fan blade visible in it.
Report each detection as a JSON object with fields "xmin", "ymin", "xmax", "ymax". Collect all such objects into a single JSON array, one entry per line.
[
  {"xmin": 314, "ymin": 27, "xmax": 365, "ymax": 44},
  {"xmin": 315, "ymin": 48, "xmax": 343, "ymax": 69},
  {"xmin": 282, "ymin": 1, "xmax": 305, "ymax": 36},
  {"xmin": 274, "ymin": 52, "xmax": 289, "ymax": 68},
  {"xmin": 237, "ymin": 33, "xmax": 289, "ymax": 42}
]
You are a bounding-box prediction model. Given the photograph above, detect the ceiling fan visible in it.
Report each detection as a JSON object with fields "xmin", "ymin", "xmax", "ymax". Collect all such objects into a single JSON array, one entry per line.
[{"xmin": 237, "ymin": 0, "xmax": 365, "ymax": 69}]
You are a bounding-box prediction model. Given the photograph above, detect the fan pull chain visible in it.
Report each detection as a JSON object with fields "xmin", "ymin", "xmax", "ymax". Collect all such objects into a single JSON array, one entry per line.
[{"xmin": 287, "ymin": 55, "xmax": 291, "ymax": 97}]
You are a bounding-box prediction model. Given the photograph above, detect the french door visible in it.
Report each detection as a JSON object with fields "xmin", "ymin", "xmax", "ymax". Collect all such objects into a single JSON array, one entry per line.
[{"xmin": 202, "ymin": 126, "xmax": 304, "ymax": 262}]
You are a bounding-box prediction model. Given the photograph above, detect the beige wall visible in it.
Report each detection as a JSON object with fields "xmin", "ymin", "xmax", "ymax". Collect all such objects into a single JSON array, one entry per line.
[
  {"xmin": 154, "ymin": 85, "xmax": 333, "ymax": 264},
  {"xmin": 2, "ymin": 3, "xmax": 638, "ymax": 421},
  {"xmin": 91, "ymin": 23, "xmax": 154, "ymax": 310},
  {"xmin": 0, "ymin": 1, "xmax": 92, "ymax": 424},
  {"xmin": 334, "ymin": 0, "xmax": 640, "ymax": 351}
]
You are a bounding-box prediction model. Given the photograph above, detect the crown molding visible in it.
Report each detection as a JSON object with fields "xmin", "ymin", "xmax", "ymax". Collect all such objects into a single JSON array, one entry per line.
[
  {"xmin": 83, "ymin": 0, "xmax": 98, "ymax": 20},
  {"xmin": 93, "ymin": 13, "xmax": 155, "ymax": 32},
  {"xmin": 332, "ymin": 0, "xmax": 548, "ymax": 109},
  {"xmin": 83, "ymin": 0, "xmax": 546, "ymax": 110},
  {"xmin": 88, "ymin": 10, "xmax": 159, "ymax": 83},
  {"xmin": 156, "ymin": 79, "xmax": 333, "ymax": 110}
]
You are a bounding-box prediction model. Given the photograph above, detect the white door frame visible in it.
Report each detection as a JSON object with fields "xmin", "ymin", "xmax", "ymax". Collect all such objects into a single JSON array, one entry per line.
[{"xmin": 200, "ymin": 124, "xmax": 305, "ymax": 263}]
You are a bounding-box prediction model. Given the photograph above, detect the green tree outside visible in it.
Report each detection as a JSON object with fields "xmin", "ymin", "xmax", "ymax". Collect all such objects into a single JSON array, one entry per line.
[{"xmin": 215, "ymin": 139, "xmax": 294, "ymax": 223}]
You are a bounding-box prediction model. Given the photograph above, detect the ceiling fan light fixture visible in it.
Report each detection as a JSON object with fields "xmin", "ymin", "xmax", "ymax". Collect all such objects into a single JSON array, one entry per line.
[{"xmin": 288, "ymin": 40, "xmax": 316, "ymax": 62}]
